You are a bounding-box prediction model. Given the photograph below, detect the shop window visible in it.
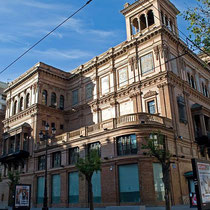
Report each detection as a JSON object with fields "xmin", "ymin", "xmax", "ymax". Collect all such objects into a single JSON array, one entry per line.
[
  {"xmin": 140, "ymin": 14, "xmax": 146, "ymax": 30},
  {"xmin": 20, "ymin": 97, "xmax": 24, "ymax": 111},
  {"xmin": 92, "ymin": 171, "xmax": 101, "ymax": 203},
  {"xmin": 52, "ymin": 152, "xmax": 61, "ymax": 168},
  {"xmin": 37, "ymin": 176, "xmax": 44, "ymax": 204},
  {"xmin": 140, "ymin": 53, "xmax": 154, "ymax": 75},
  {"xmin": 147, "ymin": 100, "xmax": 156, "ymax": 114},
  {"xmin": 51, "ymin": 174, "xmax": 60, "ymax": 204},
  {"xmin": 147, "ymin": 10, "xmax": 154, "ymax": 27},
  {"xmin": 68, "ymin": 172, "xmax": 79, "ymax": 203},
  {"xmin": 26, "ymin": 93, "xmax": 30, "ymax": 108},
  {"xmin": 88, "ymin": 142, "xmax": 101, "ymax": 156},
  {"xmin": 101, "ymin": 75, "xmax": 109, "ymax": 95},
  {"xmin": 153, "ymin": 163, "xmax": 165, "ymax": 201},
  {"xmin": 51, "ymin": 92, "xmax": 57, "ymax": 107},
  {"xmin": 118, "ymin": 68, "xmax": 128, "ymax": 88},
  {"xmin": 177, "ymin": 96, "xmax": 187, "ymax": 123},
  {"xmin": 69, "ymin": 147, "xmax": 79, "ymax": 165},
  {"xmin": 118, "ymin": 164, "xmax": 140, "ymax": 202},
  {"xmin": 59, "ymin": 95, "xmax": 64, "ymax": 110},
  {"xmin": 38, "ymin": 155, "xmax": 45, "ymax": 170},
  {"xmin": 42, "ymin": 90, "xmax": 48, "ymax": 105},
  {"xmin": 72, "ymin": 89, "xmax": 79, "ymax": 106},
  {"xmin": 85, "ymin": 83, "xmax": 93, "ymax": 100},
  {"xmin": 117, "ymin": 134, "xmax": 137, "ymax": 156}
]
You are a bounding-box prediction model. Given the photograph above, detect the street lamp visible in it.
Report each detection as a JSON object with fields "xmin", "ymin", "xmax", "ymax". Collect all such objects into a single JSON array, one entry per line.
[{"xmin": 39, "ymin": 123, "xmax": 56, "ymax": 210}]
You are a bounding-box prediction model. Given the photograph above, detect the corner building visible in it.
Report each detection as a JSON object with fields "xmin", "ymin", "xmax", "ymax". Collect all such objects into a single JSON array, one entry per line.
[{"xmin": 0, "ymin": 0, "xmax": 210, "ymax": 208}]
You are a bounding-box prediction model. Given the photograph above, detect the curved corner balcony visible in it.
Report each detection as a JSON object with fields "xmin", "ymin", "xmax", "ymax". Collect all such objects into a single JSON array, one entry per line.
[{"xmin": 48, "ymin": 113, "xmax": 173, "ymax": 146}]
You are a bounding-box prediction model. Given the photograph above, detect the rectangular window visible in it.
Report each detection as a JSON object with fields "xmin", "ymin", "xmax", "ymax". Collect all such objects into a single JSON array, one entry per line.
[
  {"xmin": 51, "ymin": 122, "xmax": 55, "ymax": 128},
  {"xmin": 42, "ymin": 120, "xmax": 46, "ymax": 126},
  {"xmin": 140, "ymin": 53, "xmax": 154, "ymax": 75},
  {"xmin": 118, "ymin": 164, "xmax": 140, "ymax": 202},
  {"xmin": 38, "ymin": 155, "xmax": 45, "ymax": 170},
  {"xmin": 118, "ymin": 68, "xmax": 128, "ymax": 88},
  {"xmin": 88, "ymin": 142, "xmax": 101, "ymax": 156},
  {"xmin": 169, "ymin": 53, "xmax": 178, "ymax": 74},
  {"xmin": 69, "ymin": 147, "xmax": 79, "ymax": 165},
  {"xmin": 177, "ymin": 96, "xmax": 187, "ymax": 123},
  {"xmin": 69, "ymin": 172, "xmax": 79, "ymax": 203},
  {"xmin": 52, "ymin": 152, "xmax": 61, "ymax": 168},
  {"xmin": 92, "ymin": 171, "xmax": 101, "ymax": 203},
  {"xmin": 117, "ymin": 134, "xmax": 137, "ymax": 156},
  {"xmin": 153, "ymin": 163, "xmax": 165, "ymax": 201},
  {"xmin": 147, "ymin": 100, "xmax": 156, "ymax": 114},
  {"xmin": 52, "ymin": 174, "xmax": 60, "ymax": 204},
  {"xmin": 101, "ymin": 75, "xmax": 109, "ymax": 95},
  {"xmin": 60, "ymin": 124, "xmax": 64, "ymax": 130},
  {"xmin": 37, "ymin": 176, "xmax": 44, "ymax": 204},
  {"xmin": 85, "ymin": 83, "xmax": 93, "ymax": 100},
  {"xmin": 72, "ymin": 89, "xmax": 79, "ymax": 106}
]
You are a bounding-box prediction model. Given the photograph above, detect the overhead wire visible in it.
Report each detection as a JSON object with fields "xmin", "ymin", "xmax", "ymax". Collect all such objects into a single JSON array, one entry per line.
[{"xmin": 0, "ymin": 0, "xmax": 93, "ymax": 75}]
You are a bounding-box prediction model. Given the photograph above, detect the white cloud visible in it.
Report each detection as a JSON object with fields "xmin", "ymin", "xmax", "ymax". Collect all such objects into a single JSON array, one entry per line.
[{"xmin": 32, "ymin": 48, "xmax": 94, "ymax": 60}]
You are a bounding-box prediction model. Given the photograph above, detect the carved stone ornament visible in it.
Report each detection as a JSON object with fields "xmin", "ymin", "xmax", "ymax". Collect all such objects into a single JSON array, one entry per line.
[
  {"xmin": 143, "ymin": 90, "xmax": 158, "ymax": 99},
  {"xmin": 153, "ymin": 45, "xmax": 159, "ymax": 60},
  {"xmin": 160, "ymin": 44, "xmax": 169, "ymax": 59}
]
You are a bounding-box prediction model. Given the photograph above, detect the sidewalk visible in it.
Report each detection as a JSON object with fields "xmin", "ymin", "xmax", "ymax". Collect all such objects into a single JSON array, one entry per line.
[{"xmin": 146, "ymin": 205, "xmax": 197, "ymax": 210}]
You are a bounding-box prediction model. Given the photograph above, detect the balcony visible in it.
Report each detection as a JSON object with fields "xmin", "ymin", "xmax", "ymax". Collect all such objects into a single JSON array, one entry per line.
[
  {"xmin": 0, "ymin": 144, "xmax": 29, "ymax": 164},
  {"xmin": 37, "ymin": 113, "xmax": 172, "ymax": 149}
]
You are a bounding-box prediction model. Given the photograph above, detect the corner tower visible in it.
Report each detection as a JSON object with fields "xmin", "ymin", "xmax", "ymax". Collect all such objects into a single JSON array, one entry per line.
[{"xmin": 121, "ymin": 0, "xmax": 179, "ymax": 41}]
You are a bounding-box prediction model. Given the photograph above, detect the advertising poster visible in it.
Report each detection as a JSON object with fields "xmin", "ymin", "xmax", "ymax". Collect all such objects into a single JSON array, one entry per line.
[
  {"xmin": 15, "ymin": 184, "xmax": 31, "ymax": 208},
  {"xmin": 192, "ymin": 159, "xmax": 210, "ymax": 210},
  {"xmin": 197, "ymin": 162, "xmax": 210, "ymax": 203}
]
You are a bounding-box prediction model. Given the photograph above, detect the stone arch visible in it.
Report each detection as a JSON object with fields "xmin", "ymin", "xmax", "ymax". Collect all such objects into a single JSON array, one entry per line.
[
  {"xmin": 13, "ymin": 100, "xmax": 17, "ymax": 115},
  {"xmin": 147, "ymin": 10, "xmax": 154, "ymax": 27},
  {"xmin": 140, "ymin": 14, "xmax": 146, "ymax": 30},
  {"xmin": 26, "ymin": 93, "xmax": 30, "ymax": 108},
  {"xmin": 20, "ymin": 97, "xmax": 24, "ymax": 111},
  {"xmin": 132, "ymin": 18, "xmax": 139, "ymax": 34}
]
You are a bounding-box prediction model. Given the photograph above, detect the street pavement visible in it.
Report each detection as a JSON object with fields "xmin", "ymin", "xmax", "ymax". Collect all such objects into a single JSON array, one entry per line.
[{"xmin": 146, "ymin": 205, "xmax": 197, "ymax": 210}]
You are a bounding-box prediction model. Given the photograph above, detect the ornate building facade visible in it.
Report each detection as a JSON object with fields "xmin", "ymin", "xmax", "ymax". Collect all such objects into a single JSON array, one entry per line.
[{"xmin": 0, "ymin": 0, "xmax": 209, "ymax": 208}]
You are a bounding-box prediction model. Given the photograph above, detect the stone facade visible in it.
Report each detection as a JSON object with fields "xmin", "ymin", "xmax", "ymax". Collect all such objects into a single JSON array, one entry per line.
[{"xmin": 0, "ymin": 0, "xmax": 210, "ymax": 209}]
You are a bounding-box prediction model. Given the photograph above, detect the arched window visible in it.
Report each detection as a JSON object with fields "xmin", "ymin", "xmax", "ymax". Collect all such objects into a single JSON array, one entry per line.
[
  {"xmin": 204, "ymin": 85, "xmax": 208, "ymax": 97},
  {"xmin": 187, "ymin": 73, "xmax": 191, "ymax": 85},
  {"xmin": 147, "ymin": 10, "xmax": 154, "ymax": 27},
  {"xmin": 20, "ymin": 97, "xmax": 24, "ymax": 111},
  {"xmin": 132, "ymin": 18, "xmax": 139, "ymax": 34},
  {"xmin": 165, "ymin": 15, "xmax": 168, "ymax": 27},
  {"xmin": 42, "ymin": 90, "xmax": 48, "ymax": 105},
  {"xmin": 51, "ymin": 92, "xmax": 57, "ymax": 107},
  {"xmin": 13, "ymin": 101, "xmax": 17, "ymax": 115},
  {"xmin": 140, "ymin": 14, "xmax": 147, "ymax": 30},
  {"xmin": 161, "ymin": 11, "xmax": 164, "ymax": 24},
  {"xmin": 60, "ymin": 95, "xmax": 64, "ymax": 110},
  {"xmin": 26, "ymin": 93, "xmax": 30, "ymax": 108},
  {"xmin": 191, "ymin": 76, "xmax": 196, "ymax": 89}
]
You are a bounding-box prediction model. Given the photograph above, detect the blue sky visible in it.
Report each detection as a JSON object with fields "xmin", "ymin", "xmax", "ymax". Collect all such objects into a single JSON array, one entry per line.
[{"xmin": 0, "ymin": 0, "xmax": 197, "ymax": 82}]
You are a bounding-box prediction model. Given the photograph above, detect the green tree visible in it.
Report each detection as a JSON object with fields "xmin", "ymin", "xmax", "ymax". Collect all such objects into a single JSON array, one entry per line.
[
  {"xmin": 7, "ymin": 170, "xmax": 20, "ymax": 207},
  {"xmin": 182, "ymin": 0, "xmax": 210, "ymax": 53},
  {"xmin": 76, "ymin": 149, "xmax": 101, "ymax": 210},
  {"xmin": 142, "ymin": 132, "xmax": 172, "ymax": 210}
]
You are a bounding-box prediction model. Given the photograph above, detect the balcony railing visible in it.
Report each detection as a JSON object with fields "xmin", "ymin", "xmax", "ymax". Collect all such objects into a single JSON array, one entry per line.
[{"xmin": 38, "ymin": 113, "xmax": 172, "ymax": 148}]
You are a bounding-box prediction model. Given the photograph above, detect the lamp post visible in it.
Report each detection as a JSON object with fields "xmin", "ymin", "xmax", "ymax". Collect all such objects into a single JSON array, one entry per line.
[{"xmin": 39, "ymin": 123, "xmax": 56, "ymax": 210}]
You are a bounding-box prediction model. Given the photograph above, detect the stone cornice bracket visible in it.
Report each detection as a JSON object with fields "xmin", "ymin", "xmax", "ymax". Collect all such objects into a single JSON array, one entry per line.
[
  {"xmin": 183, "ymin": 90, "xmax": 190, "ymax": 97},
  {"xmin": 143, "ymin": 90, "xmax": 158, "ymax": 99},
  {"xmin": 93, "ymin": 107, "xmax": 101, "ymax": 112},
  {"xmin": 157, "ymin": 82, "xmax": 168, "ymax": 89}
]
